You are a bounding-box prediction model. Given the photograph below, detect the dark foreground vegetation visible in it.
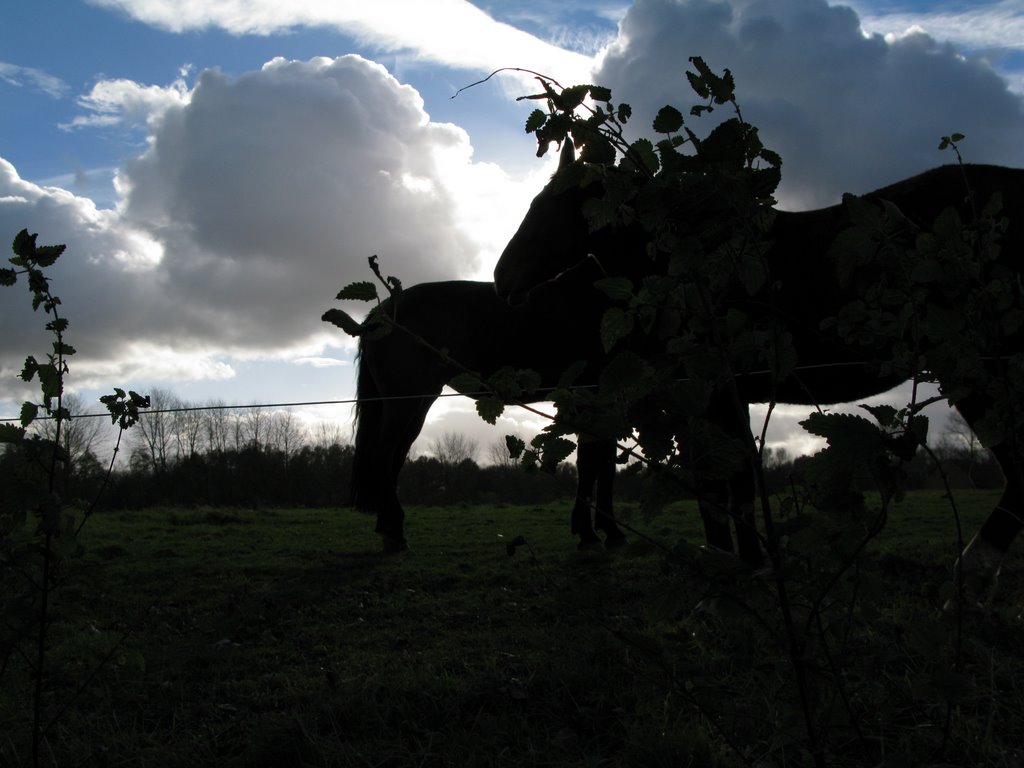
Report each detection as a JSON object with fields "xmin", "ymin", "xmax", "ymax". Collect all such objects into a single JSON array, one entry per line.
[{"xmin": 1, "ymin": 494, "xmax": 1021, "ymax": 767}]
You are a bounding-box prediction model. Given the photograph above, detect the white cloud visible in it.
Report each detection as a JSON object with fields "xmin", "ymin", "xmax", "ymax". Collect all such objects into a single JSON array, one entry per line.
[
  {"xmin": 63, "ymin": 75, "xmax": 192, "ymax": 130},
  {"xmin": 593, "ymin": 0, "xmax": 1024, "ymax": 208},
  {"xmin": 853, "ymin": 1, "xmax": 1024, "ymax": 53},
  {"xmin": 0, "ymin": 62, "xmax": 69, "ymax": 98},
  {"xmin": 1, "ymin": 55, "xmax": 539, "ymax": 414},
  {"xmin": 88, "ymin": 0, "xmax": 593, "ymax": 85}
]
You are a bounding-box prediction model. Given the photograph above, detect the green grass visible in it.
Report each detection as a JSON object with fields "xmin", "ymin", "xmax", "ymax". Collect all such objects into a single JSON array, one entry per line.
[{"xmin": 2, "ymin": 493, "xmax": 1022, "ymax": 767}]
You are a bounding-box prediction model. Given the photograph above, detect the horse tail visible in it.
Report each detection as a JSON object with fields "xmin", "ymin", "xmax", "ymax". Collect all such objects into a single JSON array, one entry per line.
[{"xmin": 350, "ymin": 338, "xmax": 379, "ymax": 510}]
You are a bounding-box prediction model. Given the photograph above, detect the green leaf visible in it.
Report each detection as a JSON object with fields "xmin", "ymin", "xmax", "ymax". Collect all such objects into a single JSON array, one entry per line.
[
  {"xmin": 0, "ymin": 422, "xmax": 27, "ymax": 445},
  {"xmin": 335, "ymin": 281, "xmax": 378, "ymax": 302},
  {"xmin": 600, "ymin": 307, "xmax": 634, "ymax": 352},
  {"xmin": 652, "ymin": 105, "xmax": 684, "ymax": 134},
  {"xmin": 448, "ymin": 372, "xmax": 482, "ymax": 395},
  {"xmin": 505, "ymin": 434, "xmax": 526, "ymax": 459},
  {"xmin": 525, "ymin": 109, "xmax": 546, "ymax": 133},
  {"xmin": 616, "ymin": 103, "xmax": 632, "ymax": 123},
  {"xmin": 599, "ymin": 350, "xmax": 651, "ymax": 395},
  {"xmin": 801, "ymin": 412, "xmax": 885, "ymax": 458},
  {"xmin": 580, "ymin": 134, "xmax": 616, "ymax": 165},
  {"xmin": 475, "ymin": 397, "xmax": 504, "ymax": 425},
  {"xmin": 556, "ymin": 84, "xmax": 589, "ymax": 111},
  {"xmin": 860, "ymin": 403, "xmax": 898, "ymax": 428},
  {"xmin": 537, "ymin": 435, "xmax": 576, "ymax": 470},
  {"xmin": 624, "ymin": 138, "xmax": 658, "ymax": 174},
  {"xmin": 0, "ymin": 267, "xmax": 16, "ymax": 286},
  {"xmin": 594, "ymin": 276, "xmax": 634, "ymax": 301},
  {"xmin": 12, "ymin": 229, "xmax": 35, "ymax": 258},
  {"xmin": 589, "ymin": 85, "xmax": 612, "ymax": 103},
  {"xmin": 909, "ymin": 258, "xmax": 943, "ymax": 284},
  {"xmin": 20, "ymin": 401, "xmax": 39, "ymax": 428},
  {"xmin": 20, "ymin": 356, "xmax": 38, "ymax": 382},
  {"xmin": 32, "ymin": 243, "xmax": 66, "ymax": 268}
]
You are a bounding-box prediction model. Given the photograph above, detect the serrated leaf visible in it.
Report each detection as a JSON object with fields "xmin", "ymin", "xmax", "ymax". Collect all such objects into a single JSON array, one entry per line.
[
  {"xmin": 590, "ymin": 85, "xmax": 612, "ymax": 103},
  {"xmin": 600, "ymin": 307, "xmax": 634, "ymax": 352},
  {"xmin": 801, "ymin": 412, "xmax": 884, "ymax": 458},
  {"xmin": 32, "ymin": 243, "xmax": 66, "ymax": 268},
  {"xmin": 652, "ymin": 105, "xmax": 684, "ymax": 134},
  {"xmin": 625, "ymin": 138, "xmax": 658, "ymax": 174},
  {"xmin": 0, "ymin": 267, "xmax": 16, "ymax": 286},
  {"xmin": 860, "ymin": 403, "xmax": 898, "ymax": 428},
  {"xmin": 617, "ymin": 103, "xmax": 632, "ymax": 123},
  {"xmin": 0, "ymin": 423, "xmax": 26, "ymax": 444},
  {"xmin": 335, "ymin": 281, "xmax": 378, "ymax": 302},
  {"xmin": 321, "ymin": 308, "xmax": 363, "ymax": 337},
  {"xmin": 525, "ymin": 109, "xmax": 546, "ymax": 133},
  {"xmin": 475, "ymin": 397, "xmax": 504, "ymax": 425},
  {"xmin": 580, "ymin": 134, "xmax": 616, "ymax": 165},
  {"xmin": 599, "ymin": 350, "xmax": 650, "ymax": 396},
  {"xmin": 538, "ymin": 435, "xmax": 576, "ymax": 470},
  {"xmin": 20, "ymin": 401, "xmax": 39, "ymax": 428},
  {"xmin": 12, "ymin": 229, "xmax": 35, "ymax": 258},
  {"xmin": 20, "ymin": 356, "xmax": 38, "ymax": 382},
  {"xmin": 594, "ymin": 276, "xmax": 634, "ymax": 301},
  {"xmin": 556, "ymin": 84, "xmax": 589, "ymax": 111}
]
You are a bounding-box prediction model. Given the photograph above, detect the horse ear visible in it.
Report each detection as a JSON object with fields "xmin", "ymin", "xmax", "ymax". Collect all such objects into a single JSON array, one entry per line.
[{"xmin": 558, "ymin": 141, "xmax": 576, "ymax": 169}]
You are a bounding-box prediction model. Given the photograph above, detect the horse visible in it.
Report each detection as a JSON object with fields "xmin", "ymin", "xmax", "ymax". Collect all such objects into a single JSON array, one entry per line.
[
  {"xmin": 494, "ymin": 158, "xmax": 1024, "ymax": 603},
  {"xmin": 351, "ymin": 277, "xmax": 629, "ymax": 552}
]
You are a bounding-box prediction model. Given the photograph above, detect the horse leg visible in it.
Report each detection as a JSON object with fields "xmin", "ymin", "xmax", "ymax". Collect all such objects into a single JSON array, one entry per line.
[
  {"xmin": 572, "ymin": 438, "xmax": 604, "ymax": 550},
  {"xmin": 376, "ymin": 394, "xmax": 439, "ymax": 553},
  {"xmin": 731, "ymin": 459, "xmax": 764, "ymax": 567},
  {"xmin": 949, "ymin": 407, "xmax": 1024, "ymax": 608},
  {"xmin": 692, "ymin": 399, "xmax": 763, "ymax": 566},
  {"xmin": 591, "ymin": 439, "xmax": 628, "ymax": 548}
]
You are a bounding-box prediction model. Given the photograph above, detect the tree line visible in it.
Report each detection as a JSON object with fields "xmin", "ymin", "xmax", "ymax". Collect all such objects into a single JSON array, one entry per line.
[{"xmin": 1, "ymin": 387, "xmax": 1000, "ymax": 515}]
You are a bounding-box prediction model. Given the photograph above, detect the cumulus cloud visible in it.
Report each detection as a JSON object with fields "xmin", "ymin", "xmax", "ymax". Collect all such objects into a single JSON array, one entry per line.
[
  {"xmin": 1, "ymin": 54, "xmax": 534, "ymax": 408},
  {"xmin": 593, "ymin": 0, "xmax": 1024, "ymax": 208}
]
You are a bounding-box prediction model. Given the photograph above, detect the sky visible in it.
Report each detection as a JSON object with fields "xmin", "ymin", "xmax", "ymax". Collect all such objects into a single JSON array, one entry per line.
[{"xmin": 2, "ymin": 0, "xmax": 1023, "ymax": 465}]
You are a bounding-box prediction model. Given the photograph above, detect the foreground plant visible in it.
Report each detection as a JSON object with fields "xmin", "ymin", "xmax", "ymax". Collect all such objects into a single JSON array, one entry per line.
[{"xmin": 1, "ymin": 229, "xmax": 149, "ymax": 767}]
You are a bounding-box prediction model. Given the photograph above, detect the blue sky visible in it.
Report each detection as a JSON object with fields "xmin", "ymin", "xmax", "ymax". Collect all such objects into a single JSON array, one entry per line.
[{"xmin": 2, "ymin": 0, "xmax": 1023, "ymax": 461}]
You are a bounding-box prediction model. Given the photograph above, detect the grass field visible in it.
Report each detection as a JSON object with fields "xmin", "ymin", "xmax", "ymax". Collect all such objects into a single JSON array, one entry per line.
[{"xmin": 2, "ymin": 491, "xmax": 1022, "ymax": 767}]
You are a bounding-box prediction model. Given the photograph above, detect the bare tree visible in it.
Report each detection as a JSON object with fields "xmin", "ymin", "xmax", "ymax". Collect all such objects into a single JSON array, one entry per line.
[
  {"xmin": 134, "ymin": 387, "xmax": 179, "ymax": 472},
  {"xmin": 267, "ymin": 410, "xmax": 306, "ymax": 456},
  {"xmin": 31, "ymin": 392, "xmax": 107, "ymax": 483},
  {"xmin": 174, "ymin": 405, "xmax": 205, "ymax": 460},
  {"xmin": 429, "ymin": 431, "xmax": 478, "ymax": 466},
  {"xmin": 204, "ymin": 401, "xmax": 231, "ymax": 453},
  {"xmin": 312, "ymin": 420, "xmax": 347, "ymax": 449}
]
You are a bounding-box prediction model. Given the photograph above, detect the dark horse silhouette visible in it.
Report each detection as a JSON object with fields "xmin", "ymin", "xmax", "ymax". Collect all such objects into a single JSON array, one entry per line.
[
  {"xmin": 494, "ymin": 160, "xmax": 1024, "ymax": 601},
  {"xmin": 351, "ymin": 277, "xmax": 629, "ymax": 552}
]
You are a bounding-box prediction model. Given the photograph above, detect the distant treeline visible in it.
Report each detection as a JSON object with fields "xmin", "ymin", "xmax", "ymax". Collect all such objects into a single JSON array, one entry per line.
[
  {"xmin": 0, "ymin": 389, "xmax": 1002, "ymax": 513},
  {"xmin": 0, "ymin": 434, "xmax": 1003, "ymax": 515}
]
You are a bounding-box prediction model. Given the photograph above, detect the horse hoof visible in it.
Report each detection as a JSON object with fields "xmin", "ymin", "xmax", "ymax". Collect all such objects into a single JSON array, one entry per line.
[
  {"xmin": 382, "ymin": 536, "xmax": 409, "ymax": 554},
  {"xmin": 605, "ymin": 535, "xmax": 629, "ymax": 550}
]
